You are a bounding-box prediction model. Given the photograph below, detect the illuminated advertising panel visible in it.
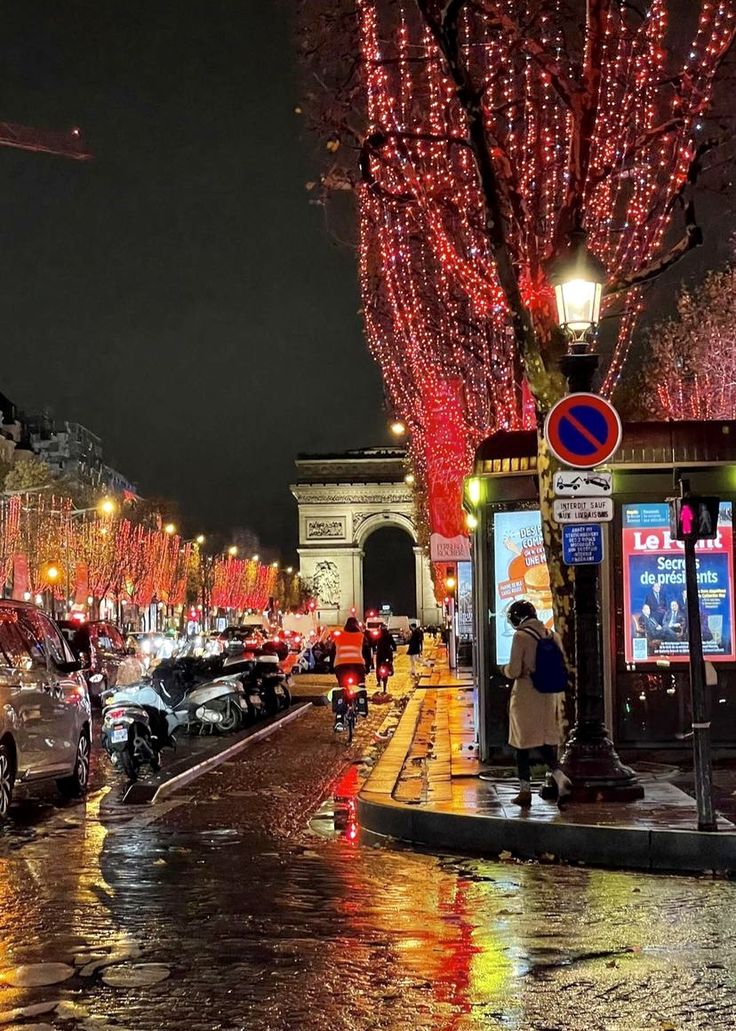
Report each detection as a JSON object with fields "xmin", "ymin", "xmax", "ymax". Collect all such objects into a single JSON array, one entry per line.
[
  {"xmin": 457, "ymin": 561, "xmax": 473, "ymax": 639},
  {"xmin": 622, "ymin": 502, "xmax": 735, "ymax": 663},
  {"xmin": 493, "ymin": 510, "xmax": 553, "ymax": 665}
]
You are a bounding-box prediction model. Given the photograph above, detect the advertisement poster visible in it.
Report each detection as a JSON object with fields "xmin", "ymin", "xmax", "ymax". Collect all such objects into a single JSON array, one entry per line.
[
  {"xmin": 493, "ymin": 510, "xmax": 553, "ymax": 665},
  {"xmin": 457, "ymin": 561, "xmax": 473, "ymax": 639},
  {"xmin": 622, "ymin": 502, "xmax": 735, "ymax": 663}
]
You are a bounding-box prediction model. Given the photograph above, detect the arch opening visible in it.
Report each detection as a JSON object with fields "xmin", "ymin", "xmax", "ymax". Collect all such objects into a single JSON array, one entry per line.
[{"xmin": 362, "ymin": 525, "xmax": 417, "ymax": 619}]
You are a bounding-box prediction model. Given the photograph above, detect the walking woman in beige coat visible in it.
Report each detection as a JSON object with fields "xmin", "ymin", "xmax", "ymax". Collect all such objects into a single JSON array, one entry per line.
[{"xmin": 503, "ymin": 600, "xmax": 572, "ymax": 807}]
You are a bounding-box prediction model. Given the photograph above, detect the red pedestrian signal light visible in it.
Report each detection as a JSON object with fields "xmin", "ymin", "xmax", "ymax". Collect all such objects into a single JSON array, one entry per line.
[{"xmin": 669, "ymin": 496, "xmax": 720, "ymax": 542}]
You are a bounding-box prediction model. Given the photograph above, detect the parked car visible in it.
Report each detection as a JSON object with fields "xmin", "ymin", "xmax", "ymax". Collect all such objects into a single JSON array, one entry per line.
[
  {"xmin": 0, "ymin": 602, "xmax": 91, "ymax": 818},
  {"xmin": 59, "ymin": 620, "xmax": 127, "ymax": 701}
]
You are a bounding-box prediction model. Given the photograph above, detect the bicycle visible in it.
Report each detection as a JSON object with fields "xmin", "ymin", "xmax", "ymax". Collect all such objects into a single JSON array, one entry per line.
[{"xmin": 332, "ymin": 670, "xmax": 368, "ymax": 743}]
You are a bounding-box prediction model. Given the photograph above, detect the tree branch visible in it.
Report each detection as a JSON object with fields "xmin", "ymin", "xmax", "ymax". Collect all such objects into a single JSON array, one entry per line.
[
  {"xmin": 603, "ymin": 138, "xmax": 719, "ymax": 296},
  {"xmin": 415, "ymin": 0, "xmax": 563, "ymax": 407}
]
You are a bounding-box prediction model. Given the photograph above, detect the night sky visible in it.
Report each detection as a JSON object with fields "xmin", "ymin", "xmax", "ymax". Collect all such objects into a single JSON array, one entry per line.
[
  {"xmin": 0, "ymin": 3, "xmax": 732, "ymax": 560},
  {"xmin": 0, "ymin": 1, "xmax": 386, "ymax": 558}
]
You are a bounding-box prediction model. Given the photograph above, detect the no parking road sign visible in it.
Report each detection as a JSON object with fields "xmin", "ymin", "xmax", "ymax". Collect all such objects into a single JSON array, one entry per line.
[{"xmin": 544, "ymin": 393, "xmax": 622, "ymax": 469}]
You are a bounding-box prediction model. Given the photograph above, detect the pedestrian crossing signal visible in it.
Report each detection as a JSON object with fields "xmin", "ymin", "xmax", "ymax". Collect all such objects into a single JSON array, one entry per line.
[{"xmin": 669, "ymin": 496, "xmax": 720, "ymax": 542}]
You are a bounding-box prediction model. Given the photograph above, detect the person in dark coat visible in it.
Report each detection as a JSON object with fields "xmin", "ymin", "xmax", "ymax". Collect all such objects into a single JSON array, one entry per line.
[
  {"xmin": 374, "ymin": 624, "xmax": 396, "ymax": 688},
  {"xmin": 407, "ymin": 622, "xmax": 424, "ymax": 676},
  {"xmin": 638, "ymin": 603, "xmax": 663, "ymax": 639},
  {"xmin": 644, "ymin": 582, "xmax": 667, "ymax": 623}
]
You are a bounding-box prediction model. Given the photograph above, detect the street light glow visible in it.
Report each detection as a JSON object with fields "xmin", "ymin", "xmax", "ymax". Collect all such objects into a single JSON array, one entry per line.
[
  {"xmin": 98, "ymin": 497, "xmax": 116, "ymax": 516},
  {"xmin": 548, "ymin": 231, "xmax": 606, "ymax": 343},
  {"xmin": 252, "ymin": 554, "xmax": 259, "ymax": 562},
  {"xmin": 164, "ymin": 522, "xmax": 176, "ymax": 535},
  {"xmin": 228, "ymin": 545, "xmax": 238, "ymax": 556},
  {"xmin": 286, "ymin": 566, "xmax": 293, "ymax": 574},
  {"xmin": 196, "ymin": 534, "xmax": 206, "ymax": 545},
  {"xmin": 46, "ymin": 565, "xmax": 60, "ymax": 582},
  {"xmin": 404, "ymin": 473, "xmax": 415, "ymax": 485},
  {"xmin": 390, "ymin": 420, "xmax": 406, "ymax": 437}
]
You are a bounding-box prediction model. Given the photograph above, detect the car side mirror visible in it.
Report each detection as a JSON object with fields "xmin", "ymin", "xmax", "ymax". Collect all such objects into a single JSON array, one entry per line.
[{"xmin": 56, "ymin": 659, "xmax": 82, "ymax": 675}]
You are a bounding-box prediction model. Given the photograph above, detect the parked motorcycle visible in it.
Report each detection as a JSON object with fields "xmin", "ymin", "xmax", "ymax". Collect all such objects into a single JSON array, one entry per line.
[
  {"xmin": 101, "ymin": 672, "xmax": 247, "ymax": 780},
  {"xmin": 224, "ymin": 649, "xmax": 291, "ymax": 718}
]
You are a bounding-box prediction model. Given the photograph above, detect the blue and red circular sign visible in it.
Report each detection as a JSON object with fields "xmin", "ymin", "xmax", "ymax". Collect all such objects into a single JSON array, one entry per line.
[{"xmin": 544, "ymin": 393, "xmax": 622, "ymax": 469}]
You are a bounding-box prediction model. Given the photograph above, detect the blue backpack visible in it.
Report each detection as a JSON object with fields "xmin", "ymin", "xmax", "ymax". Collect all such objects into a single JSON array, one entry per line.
[{"xmin": 520, "ymin": 626, "xmax": 568, "ymax": 694}]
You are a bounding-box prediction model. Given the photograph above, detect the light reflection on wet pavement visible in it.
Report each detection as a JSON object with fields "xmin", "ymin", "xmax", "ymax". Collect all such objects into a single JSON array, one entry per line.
[{"xmin": 0, "ymin": 700, "xmax": 735, "ymax": 1031}]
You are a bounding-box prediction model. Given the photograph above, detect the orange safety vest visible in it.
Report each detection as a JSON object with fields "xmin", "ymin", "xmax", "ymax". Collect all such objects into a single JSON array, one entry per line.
[{"xmin": 333, "ymin": 631, "xmax": 365, "ymax": 667}]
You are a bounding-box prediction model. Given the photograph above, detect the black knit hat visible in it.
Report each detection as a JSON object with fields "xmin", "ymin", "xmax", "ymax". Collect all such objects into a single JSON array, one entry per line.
[{"xmin": 508, "ymin": 600, "xmax": 537, "ymax": 627}]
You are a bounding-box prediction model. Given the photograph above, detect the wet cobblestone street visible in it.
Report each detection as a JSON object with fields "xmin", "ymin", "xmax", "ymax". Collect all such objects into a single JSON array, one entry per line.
[{"xmin": 0, "ymin": 665, "xmax": 735, "ymax": 1030}]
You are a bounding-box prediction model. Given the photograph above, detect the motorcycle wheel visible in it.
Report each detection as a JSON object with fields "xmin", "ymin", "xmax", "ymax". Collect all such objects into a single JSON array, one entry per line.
[
  {"xmin": 263, "ymin": 687, "xmax": 279, "ymax": 717},
  {"xmin": 120, "ymin": 746, "xmax": 138, "ymax": 782},
  {"xmin": 215, "ymin": 699, "xmax": 243, "ymax": 734}
]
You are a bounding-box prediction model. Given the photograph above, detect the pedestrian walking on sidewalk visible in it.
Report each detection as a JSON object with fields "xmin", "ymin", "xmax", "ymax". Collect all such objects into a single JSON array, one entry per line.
[
  {"xmin": 503, "ymin": 600, "xmax": 572, "ymax": 808},
  {"xmin": 374, "ymin": 623, "xmax": 396, "ymax": 689},
  {"xmin": 407, "ymin": 622, "xmax": 423, "ymax": 676}
]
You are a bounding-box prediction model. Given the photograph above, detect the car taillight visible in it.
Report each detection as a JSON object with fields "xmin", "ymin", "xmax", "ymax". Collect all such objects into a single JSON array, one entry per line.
[
  {"xmin": 379, "ymin": 666, "xmax": 389, "ymax": 677},
  {"xmin": 346, "ymin": 676, "xmax": 355, "ymax": 686}
]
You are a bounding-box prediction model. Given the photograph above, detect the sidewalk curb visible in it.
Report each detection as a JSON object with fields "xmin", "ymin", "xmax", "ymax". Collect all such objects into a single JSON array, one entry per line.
[
  {"xmin": 357, "ymin": 699, "xmax": 736, "ymax": 874},
  {"xmin": 357, "ymin": 793, "xmax": 736, "ymax": 873},
  {"xmin": 150, "ymin": 702, "xmax": 312, "ymax": 804}
]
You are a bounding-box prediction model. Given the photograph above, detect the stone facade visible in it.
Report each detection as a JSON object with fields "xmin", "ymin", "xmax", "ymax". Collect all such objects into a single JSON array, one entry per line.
[{"xmin": 291, "ymin": 452, "xmax": 441, "ymax": 625}]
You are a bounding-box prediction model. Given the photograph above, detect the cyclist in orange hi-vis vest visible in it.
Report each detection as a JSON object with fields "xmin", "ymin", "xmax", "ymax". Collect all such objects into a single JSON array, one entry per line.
[
  {"xmin": 332, "ymin": 616, "xmax": 368, "ymax": 732},
  {"xmin": 332, "ymin": 616, "xmax": 368, "ymax": 685}
]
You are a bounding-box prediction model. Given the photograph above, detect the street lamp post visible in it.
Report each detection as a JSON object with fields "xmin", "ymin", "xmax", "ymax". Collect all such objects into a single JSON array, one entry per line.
[{"xmin": 549, "ymin": 231, "xmax": 642, "ymax": 801}]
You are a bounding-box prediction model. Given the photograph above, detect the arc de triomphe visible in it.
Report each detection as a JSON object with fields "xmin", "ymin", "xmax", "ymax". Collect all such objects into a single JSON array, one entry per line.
[{"xmin": 291, "ymin": 448, "xmax": 441, "ymax": 625}]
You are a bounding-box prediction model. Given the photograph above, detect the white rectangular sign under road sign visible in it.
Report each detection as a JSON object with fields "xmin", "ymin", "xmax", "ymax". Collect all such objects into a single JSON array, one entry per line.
[
  {"xmin": 553, "ymin": 470, "xmax": 612, "ymax": 497},
  {"xmin": 553, "ymin": 498, "xmax": 614, "ymax": 523}
]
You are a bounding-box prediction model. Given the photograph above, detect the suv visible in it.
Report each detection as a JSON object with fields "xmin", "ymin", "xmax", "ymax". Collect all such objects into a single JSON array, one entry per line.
[
  {"xmin": 59, "ymin": 620, "xmax": 126, "ymax": 701},
  {"xmin": 0, "ymin": 602, "xmax": 92, "ymax": 819}
]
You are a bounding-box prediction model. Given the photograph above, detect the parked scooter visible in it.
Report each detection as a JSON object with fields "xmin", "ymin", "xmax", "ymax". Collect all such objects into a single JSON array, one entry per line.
[
  {"xmin": 224, "ymin": 646, "xmax": 291, "ymax": 718},
  {"xmin": 101, "ymin": 672, "xmax": 247, "ymax": 780}
]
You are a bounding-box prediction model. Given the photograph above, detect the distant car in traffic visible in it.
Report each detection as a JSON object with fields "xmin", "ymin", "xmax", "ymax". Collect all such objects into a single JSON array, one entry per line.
[
  {"xmin": 0, "ymin": 602, "xmax": 91, "ymax": 818},
  {"xmin": 59, "ymin": 619, "xmax": 127, "ymax": 702}
]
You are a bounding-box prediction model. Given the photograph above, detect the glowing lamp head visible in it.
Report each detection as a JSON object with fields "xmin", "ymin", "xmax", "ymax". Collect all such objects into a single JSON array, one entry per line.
[
  {"xmin": 99, "ymin": 497, "xmax": 116, "ymax": 516},
  {"xmin": 46, "ymin": 565, "xmax": 60, "ymax": 582},
  {"xmin": 227, "ymin": 545, "xmax": 238, "ymax": 556},
  {"xmin": 164, "ymin": 522, "xmax": 176, "ymax": 535},
  {"xmin": 466, "ymin": 477, "xmax": 481, "ymax": 507},
  {"xmin": 252, "ymin": 554, "xmax": 260, "ymax": 562},
  {"xmin": 286, "ymin": 566, "xmax": 293, "ymax": 574},
  {"xmin": 390, "ymin": 419, "xmax": 406, "ymax": 437},
  {"xmin": 465, "ymin": 512, "xmax": 478, "ymax": 531},
  {"xmin": 548, "ymin": 231, "xmax": 606, "ymax": 345},
  {"xmin": 404, "ymin": 473, "xmax": 415, "ymax": 485},
  {"xmin": 445, "ymin": 576, "xmax": 456, "ymax": 591},
  {"xmin": 196, "ymin": 534, "xmax": 206, "ymax": 545}
]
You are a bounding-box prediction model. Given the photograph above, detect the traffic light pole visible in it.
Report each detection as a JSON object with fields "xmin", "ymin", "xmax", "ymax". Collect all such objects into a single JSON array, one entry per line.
[
  {"xmin": 677, "ymin": 478, "xmax": 718, "ymax": 832},
  {"xmin": 683, "ymin": 537, "xmax": 717, "ymax": 831}
]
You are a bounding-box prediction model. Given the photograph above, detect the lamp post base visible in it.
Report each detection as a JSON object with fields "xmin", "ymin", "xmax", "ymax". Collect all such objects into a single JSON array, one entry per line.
[{"xmin": 554, "ymin": 720, "xmax": 644, "ymax": 802}]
